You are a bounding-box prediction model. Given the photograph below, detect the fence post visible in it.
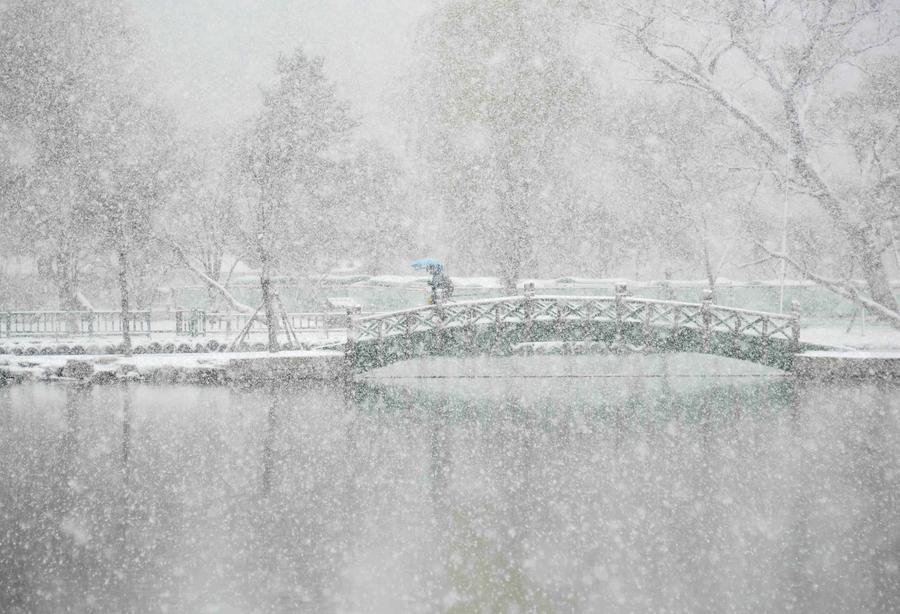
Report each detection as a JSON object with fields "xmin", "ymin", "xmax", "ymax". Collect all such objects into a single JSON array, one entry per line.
[
  {"xmin": 4, "ymin": 312, "xmax": 10, "ymax": 337},
  {"xmin": 701, "ymin": 288, "xmax": 713, "ymax": 353},
  {"xmin": 146, "ymin": 311, "xmax": 152, "ymax": 338},
  {"xmin": 732, "ymin": 313, "xmax": 742, "ymax": 356},
  {"xmin": 790, "ymin": 299, "xmax": 801, "ymax": 354},
  {"xmin": 614, "ymin": 283, "xmax": 627, "ymax": 350}
]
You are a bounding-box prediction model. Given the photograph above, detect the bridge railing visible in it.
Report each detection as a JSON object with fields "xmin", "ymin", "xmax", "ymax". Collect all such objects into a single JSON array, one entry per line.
[
  {"xmin": 196, "ymin": 311, "xmax": 355, "ymax": 336},
  {"xmin": 347, "ymin": 285, "xmax": 801, "ymax": 356}
]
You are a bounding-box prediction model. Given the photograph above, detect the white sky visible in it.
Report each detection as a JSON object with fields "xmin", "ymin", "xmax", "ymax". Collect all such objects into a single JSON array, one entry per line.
[{"xmin": 129, "ymin": 0, "xmax": 429, "ymax": 148}]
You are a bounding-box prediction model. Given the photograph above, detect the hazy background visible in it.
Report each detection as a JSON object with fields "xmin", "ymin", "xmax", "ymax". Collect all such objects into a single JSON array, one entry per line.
[{"xmin": 130, "ymin": 0, "xmax": 427, "ymax": 147}]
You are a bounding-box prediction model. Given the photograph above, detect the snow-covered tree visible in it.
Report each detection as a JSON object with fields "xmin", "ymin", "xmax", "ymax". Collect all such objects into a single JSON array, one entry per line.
[
  {"xmin": 411, "ymin": 0, "xmax": 596, "ymax": 290},
  {"xmin": 329, "ymin": 141, "xmax": 415, "ymax": 274},
  {"xmin": 80, "ymin": 97, "xmax": 173, "ymax": 353},
  {"xmin": 164, "ymin": 132, "xmax": 243, "ymax": 311},
  {"xmin": 242, "ymin": 50, "xmax": 356, "ymax": 350},
  {"xmin": 0, "ymin": 0, "xmax": 136, "ymax": 310},
  {"xmin": 595, "ymin": 0, "xmax": 900, "ymax": 320},
  {"xmin": 605, "ymin": 89, "xmax": 756, "ymax": 287}
]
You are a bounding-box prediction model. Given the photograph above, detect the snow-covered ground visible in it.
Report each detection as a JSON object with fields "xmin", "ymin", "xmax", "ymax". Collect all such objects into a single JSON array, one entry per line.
[
  {"xmin": 0, "ymin": 328, "xmax": 347, "ymax": 355},
  {"xmin": 325, "ymin": 275, "xmax": 846, "ymax": 289},
  {"xmin": 800, "ymin": 323, "xmax": 900, "ymax": 350},
  {"xmin": 0, "ymin": 348, "xmax": 344, "ymax": 384},
  {"xmin": 2, "ymin": 318, "xmax": 897, "ymax": 355}
]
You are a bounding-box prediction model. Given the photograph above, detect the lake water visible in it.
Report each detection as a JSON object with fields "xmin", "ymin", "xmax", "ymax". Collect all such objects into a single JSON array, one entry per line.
[{"xmin": 1, "ymin": 354, "xmax": 898, "ymax": 613}]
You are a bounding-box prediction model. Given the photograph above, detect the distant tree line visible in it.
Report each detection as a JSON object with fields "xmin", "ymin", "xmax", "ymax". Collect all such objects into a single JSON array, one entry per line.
[
  {"xmin": 2, "ymin": 0, "xmax": 900, "ymax": 342},
  {"xmin": 411, "ymin": 0, "xmax": 900, "ymax": 324}
]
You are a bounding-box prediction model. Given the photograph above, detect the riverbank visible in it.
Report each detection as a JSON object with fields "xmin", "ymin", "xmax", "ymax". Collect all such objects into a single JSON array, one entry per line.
[
  {"xmin": 0, "ymin": 350, "xmax": 346, "ymax": 386},
  {"xmin": 4, "ymin": 319, "xmax": 900, "ymax": 386},
  {"xmin": 0, "ymin": 328, "xmax": 343, "ymax": 357}
]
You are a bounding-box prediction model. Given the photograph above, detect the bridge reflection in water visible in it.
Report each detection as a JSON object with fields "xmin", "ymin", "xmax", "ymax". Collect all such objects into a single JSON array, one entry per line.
[{"xmin": 1, "ymin": 356, "xmax": 898, "ymax": 612}]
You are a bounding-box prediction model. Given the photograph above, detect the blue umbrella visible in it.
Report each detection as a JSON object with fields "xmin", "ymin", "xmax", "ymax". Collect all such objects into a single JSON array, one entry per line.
[{"xmin": 410, "ymin": 257, "xmax": 443, "ymax": 271}]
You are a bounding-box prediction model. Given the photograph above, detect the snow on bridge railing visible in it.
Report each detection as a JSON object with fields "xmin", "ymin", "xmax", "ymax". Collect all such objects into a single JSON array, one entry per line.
[{"xmin": 346, "ymin": 285, "xmax": 801, "ymax": 352}]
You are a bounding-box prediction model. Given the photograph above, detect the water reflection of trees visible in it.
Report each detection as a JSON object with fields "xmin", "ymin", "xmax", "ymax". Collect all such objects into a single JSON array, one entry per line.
[
  {"xmin": 0, "ymin": 384, "xmax": 139, "ymax": 612},
  {"xmin": 2, "ymin": 378, "xmax": 898, "ymax": 611},
  {"xmin": 357, "ymin": 376, "xmax": 900, "ymax": 611},
  {"xmin": 780, "ymin": 380, "xmax": 900, "ymax": 612},
  {"xmin": 243, "ymin": 384, "xmax": 367, "ymax": 611}
]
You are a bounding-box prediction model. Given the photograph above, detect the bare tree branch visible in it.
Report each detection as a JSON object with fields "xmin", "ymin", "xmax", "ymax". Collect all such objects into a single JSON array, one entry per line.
[
  {"xmin": 618, "ymin": 19, "xmax": 857, "ymax": 236},
  {"xmin": 753, "ymin": 239, "xmax": 900, "ymax": 326},
  {"xmin": 158, "ymin": 235, "xmax": 258, "ymax": 314}
]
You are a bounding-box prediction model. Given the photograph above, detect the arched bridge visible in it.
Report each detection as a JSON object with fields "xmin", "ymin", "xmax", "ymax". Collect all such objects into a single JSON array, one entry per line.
[{"xmin": 345, "ymin": 286, "xmax": 811, "ymax": 372}]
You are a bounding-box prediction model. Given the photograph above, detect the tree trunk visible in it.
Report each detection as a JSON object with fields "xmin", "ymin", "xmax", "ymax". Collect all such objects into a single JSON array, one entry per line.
[
  {"xmin": 203, "ymin": 249, "xmax": 223, "ymax": 311},
  {"xmin": 255, "ymin": 190, "xmax": 280, "ymax": 353},
  {"xmin": 851, "ymin": 225, "xmax": 898, "ymax": 313},
  {"xmin": 56, "ymin": 255, "xmax": 80, "ymax": 311},
  {"xmin": 627, "ymin": 30, "xmax": 899, "ymax": 317},
  {"xmin": 117, "ymin": 246, "xmax": 132, "ymax": 356},
  {"xmin": 500, "ymin": 261, "xmax": 519, "ymax": 295},
  {"xmin": 166, "ymin": 238, "xmax": 257, "ymax": 314},
  {"xmin": 56, "ymin": 251, "xmax": 81, "ymax": 334},
  {"xmin": 259, "ymin": 258, "xmax": 279, "ymax": 353},
  {"xmin": 702, "ymin": 243, "xmax": 716, "ymax": 300}
]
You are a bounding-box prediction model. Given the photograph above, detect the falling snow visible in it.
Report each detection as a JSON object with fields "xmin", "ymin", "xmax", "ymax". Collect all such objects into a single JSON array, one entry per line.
[{"xmin": 2, "ymin": 1, "xmax": 900, "ymax": 612}]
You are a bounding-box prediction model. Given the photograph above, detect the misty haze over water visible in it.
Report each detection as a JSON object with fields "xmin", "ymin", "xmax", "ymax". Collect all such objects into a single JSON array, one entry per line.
[{"xmin": 2, "ymin": 1, "xmax": 900, "ymax": 612}]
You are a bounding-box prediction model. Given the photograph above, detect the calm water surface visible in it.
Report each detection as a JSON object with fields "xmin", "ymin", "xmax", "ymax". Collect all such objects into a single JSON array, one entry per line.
[{"xmin": 1, "ymin": 354, "xmax": 899, "ymax": 613}]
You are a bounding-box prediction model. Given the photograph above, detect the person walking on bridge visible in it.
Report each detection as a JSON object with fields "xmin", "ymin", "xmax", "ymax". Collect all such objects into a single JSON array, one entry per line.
[
  {"xmin": 427, "ymin": 264, "xmax": 454, "ymax": 304},
  {"xmin": 411, "ymin": 258, "xmax": 454, "ymax": 304}
]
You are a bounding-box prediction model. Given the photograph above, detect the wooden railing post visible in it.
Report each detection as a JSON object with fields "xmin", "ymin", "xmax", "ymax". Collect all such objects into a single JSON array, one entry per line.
[
  {"xmin": 582, "ymin": 300, "xmax": 593, "ymax": 341},
  {"xmin": 189, "ymin": 309, "xmax": 199, "ymax": 337},
  {"xmin": 554, "ymin": 299, "xmax": 564, "ymax": 337},
  {"xmin": 701, "ymin": 288, "xmax": 713, "ymax": 353},
  {"xmin": 436, "ymin": 302, "xmax": 447, "ymax": 354},
  {"xmin": 344, "ymin": 309, "xmax": 357, "ymax": 371},
  {"xmin": 376, "ymin": 319, "xmax": 385, "ymax": 367},
  {"xmin": 731, "ymin": 313, "xmax": 742, "ymax": 355},
  {"xmin": 465, "ymin": 306, "xmax": 476, "ymax": 352},
  {"xmin": 405, "ymin": 312, "xmax": 414, "ymax": 359},
  {"xmin": 642, "ymin": 301, "xmax": 653, "ymax": 354},
  {"xmin": 790, "ymin": 299, "xmax": 801, "ymax": 354},
  {"xmin": 490, "ymin": 302, "xmax": 503, "ymax": 354},
  {"xmin": 523, "ymin": 282, "xmax": 535, "ymax": 341},
  {"xmin": 614, "ymin": 283, "xmax": 627, "ymax": 350}
]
